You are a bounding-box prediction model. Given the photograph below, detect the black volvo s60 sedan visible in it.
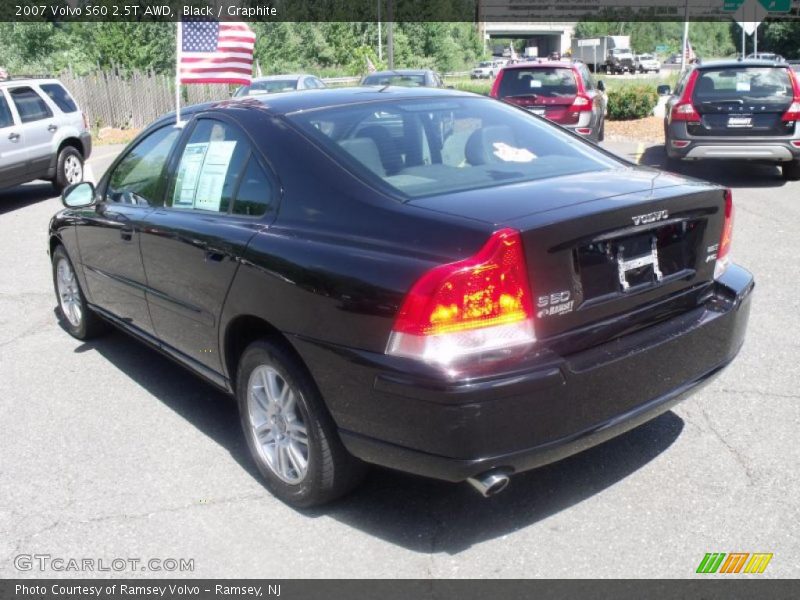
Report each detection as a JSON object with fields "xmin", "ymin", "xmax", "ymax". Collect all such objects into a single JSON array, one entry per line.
[{"xmin": 49, "ymin": 87, "xmax": 753, "ymax": 506}]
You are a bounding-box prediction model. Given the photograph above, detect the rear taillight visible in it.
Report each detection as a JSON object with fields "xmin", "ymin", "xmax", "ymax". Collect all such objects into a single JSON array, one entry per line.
[
  {"xmin": 570, "ymin": 94, "xmax": 593, "ymax": 112},
  {"xmin": 490, "ymin": 70, "xmax": 504, "ymax": 98},
  {"xmin": 387, "ymin": 228, "xmax": 536, "ymax": 367},
  {"xmin": 782, "ymin": 69, "xmax": 800, "ymax": 122},
  {"xmin": 715, "ymin": 188, "xmax": 734, "ymax": 279},
  {"xmin": 670, "ymin": 70, "xmax": 700, "ymax": 123}
]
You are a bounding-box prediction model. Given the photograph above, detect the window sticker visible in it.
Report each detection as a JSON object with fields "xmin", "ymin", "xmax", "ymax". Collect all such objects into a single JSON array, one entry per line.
[
  {"xmin": 194, "ymin": 140, "xmax": 236, "ymax": 212},
  {"xmin": 172, "ymin": 140, "xmax": 237, "ymax": 211},
  {"xmin": 736, "ymin": 73, "xmax": 751, "ymax": 92},
  {"xmin": 529, "ymin": 79, "xmax": 543, "ymax": 88}
]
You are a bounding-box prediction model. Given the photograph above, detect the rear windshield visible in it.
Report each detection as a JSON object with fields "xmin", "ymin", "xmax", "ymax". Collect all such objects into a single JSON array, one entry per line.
[
  {"xmin": 693, "ymin": 67, "xmax": 794, "ymax": 105},
  {"xmin": 363, "ymin": 74, "xmax": 426, "ymax": 87},
  {"xmin": 288, "ymin": 97, "xmax": 618, "ymax": 200},
  {"xmin": 238, "ymin": 80, "xmax": 298, "ymax": 96},
  {"xmin": 498, "ymin": 68, "xmax": 577, "ymax": 99}
]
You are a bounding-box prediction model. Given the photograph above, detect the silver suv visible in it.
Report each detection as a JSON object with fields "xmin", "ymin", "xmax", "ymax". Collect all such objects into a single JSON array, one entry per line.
[{"xmin": 0, "ymin": 78, "xmax": 91, "ymax": 192}]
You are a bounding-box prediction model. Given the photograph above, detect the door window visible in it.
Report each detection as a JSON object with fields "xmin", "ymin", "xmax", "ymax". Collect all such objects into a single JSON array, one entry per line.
[
  {"xmin": 9, "ymin": 87, "xmax": 53, "ymax": 123},
  {"xmin": 0, "ymin": 95, "xmax": 14, "ymax": 128},
  {"xmin": 107, "ymin": 125, "xmax": 181, "ymax": 205},
  {"xmin": 170, "ymin": 119, "xmax": 272, "ymax": 216}
]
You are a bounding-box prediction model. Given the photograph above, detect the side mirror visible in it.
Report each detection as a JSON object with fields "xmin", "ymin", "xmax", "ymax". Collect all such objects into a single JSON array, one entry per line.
[
  {"xmin": 62, "ymin": 181, "xmax": 96, "ymax": 209},
  {"xmin": 657, "ymin": 84, "xmax": 672, "ymax": 96},
  {"xmin": 597, "ymin": 80, "xmax": 606, "ymax": 92}
]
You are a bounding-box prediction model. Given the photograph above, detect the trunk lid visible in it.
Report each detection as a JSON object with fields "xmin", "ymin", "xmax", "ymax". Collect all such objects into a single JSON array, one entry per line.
[
  {"xmin": 498, "ymin": 66, "xmax": 580, "ymax": 125},
  {"xmin": 409, "ymin": 167, "xmax": 727, "ymax": 344}
]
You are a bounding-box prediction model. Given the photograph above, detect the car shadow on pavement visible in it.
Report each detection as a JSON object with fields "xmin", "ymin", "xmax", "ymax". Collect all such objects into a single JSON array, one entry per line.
[
  {"xmin": 639, "ymin": 144, "xmax": 787, "ymax": 188},
  {"xmin": 0, "ymin": 183, "xmax": 56, "ymax": 215},
  {"xmin": 73, "ymin": 323, "xmax": 684, "ymax": 555}
]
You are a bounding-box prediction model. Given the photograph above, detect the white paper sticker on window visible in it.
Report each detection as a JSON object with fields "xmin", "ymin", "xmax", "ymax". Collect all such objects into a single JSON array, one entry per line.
[
  {"xmin": 736, "ymin": 81, "xmax": 751, "ymax": 92},
  {"xmin": 492, "ymin": 142, "xmax": 537, "ymax": 163},
  {"xmin": 529, "ymin": 79, "xmax": 543, "ymax": 88}
]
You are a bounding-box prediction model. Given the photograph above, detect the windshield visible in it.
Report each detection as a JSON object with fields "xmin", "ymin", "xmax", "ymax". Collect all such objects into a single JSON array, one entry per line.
[
  {"xmin": 639, "ymin": 55, "xmax": 654, "ymax": 60},
  {"xmin": 237, "ymin": 80, "xmax": 298, "ymax": 96},
  {"xmin": 478, "ymin": 62, "xmax": 493, "ymax": 68},
  {"xmin": 497, "ymin": 68, "xmax": 578, "ymax": 99},
  {"xmin": 287, "ymin": 97, "xmax": 618, "ymax": 199},
  {"xmin": 612, "ymin": 48, "xmax": 632, "ymax": 55},
  {"xmin": 363, "ymin": 74, "xmax": 426, "ymax": 87},
  {"xmin": 693, "ymin": 67, "xmax": 794, "ymax": 105}
]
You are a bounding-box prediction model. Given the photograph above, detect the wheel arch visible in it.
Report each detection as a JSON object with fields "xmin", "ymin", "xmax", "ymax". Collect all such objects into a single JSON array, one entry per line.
[
  {"xmin": 223, "ymin": 314, "xmax": 311, "ymax": 395},
  {"xmin": 57, "ymin": 136, "xmax": 85, "ymax": 158}
]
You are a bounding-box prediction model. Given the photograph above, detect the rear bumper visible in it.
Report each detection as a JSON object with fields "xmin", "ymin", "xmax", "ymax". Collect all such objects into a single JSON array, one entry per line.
[
  {"xmin": 292, "ymin": 265, "xmax": 754, "ymax": 482},
  {"xmin": 666, "ymin": 124, "xmax": 800, "ymax": 161}
]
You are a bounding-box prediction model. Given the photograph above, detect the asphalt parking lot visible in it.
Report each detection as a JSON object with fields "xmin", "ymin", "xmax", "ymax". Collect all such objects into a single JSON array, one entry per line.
[{"xmin": 1, "ymin": 140, "xmax": 798, "ymax": 578}]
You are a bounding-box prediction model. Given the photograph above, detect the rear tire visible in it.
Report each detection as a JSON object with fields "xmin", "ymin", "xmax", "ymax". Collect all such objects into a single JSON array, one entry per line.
[
  {"xmin": 782, "ymin": 160, "xmax": 800, "ymax": 181},
  {"xmin": 237, "ymin": 339, "xmax": 365, "ymax": 507},
  {"xmin": 52, "ymin": 146, "xmax": 84, "ymax": 194},
  {"xmin": 51, "ymin": 245, "xmax": 108, "ymax": 340}
]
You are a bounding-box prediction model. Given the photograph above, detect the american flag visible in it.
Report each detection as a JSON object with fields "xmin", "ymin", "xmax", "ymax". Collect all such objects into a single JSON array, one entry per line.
[{"xmin": 178, "ymin": 20, "xmax": 255, "ymax": 85}]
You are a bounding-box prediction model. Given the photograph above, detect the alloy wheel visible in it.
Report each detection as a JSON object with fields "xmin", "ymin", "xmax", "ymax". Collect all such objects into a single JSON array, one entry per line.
[
  {"xmin": 56, "ymin": 258, "xmax": 82, "ymax": 327},
  {"xmin": 247, "ymin": 365, "xmax": 309, "ymax": 484}
]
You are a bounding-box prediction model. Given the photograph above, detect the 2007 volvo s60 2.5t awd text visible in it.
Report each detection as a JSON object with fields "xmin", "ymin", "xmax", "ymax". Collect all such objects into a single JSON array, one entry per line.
[{"xmin": 49, "ymin": 87, "xmax": 753, "ymax": 506}]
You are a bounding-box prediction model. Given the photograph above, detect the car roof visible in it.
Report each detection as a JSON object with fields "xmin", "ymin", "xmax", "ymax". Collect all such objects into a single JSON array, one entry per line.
[
  {"xmin": 249, "ymin": 74, "xmax": 312, "ymax": 82},
  {"xmin": 503, "ymin": 61, "xmax": 576, "ymax": 70},
  {"xmin": 155, "ymin": 86, "xmax": 476, "ymax": 126},
  {"xmin": 695, "ymin": 59, "xmax": 790, "ymax": 69},
  {"xmin": 0, "ymin": 77, "xmax": 64, "ymax": 88},
  {"xmin": 365, "ymin": 69, "xmax": 433, "ymax": 77}
]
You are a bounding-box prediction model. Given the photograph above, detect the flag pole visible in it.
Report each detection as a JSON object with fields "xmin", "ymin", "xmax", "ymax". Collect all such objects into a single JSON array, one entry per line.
[{"xmin": 175, "ymin": 20, "xmax": 182, "ymax": 124}]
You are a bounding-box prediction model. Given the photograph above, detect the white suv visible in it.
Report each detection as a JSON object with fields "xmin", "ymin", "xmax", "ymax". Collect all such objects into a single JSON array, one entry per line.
[{"xmin": 0, "ymin": 78, "xmax": 91, "ymax": 192}]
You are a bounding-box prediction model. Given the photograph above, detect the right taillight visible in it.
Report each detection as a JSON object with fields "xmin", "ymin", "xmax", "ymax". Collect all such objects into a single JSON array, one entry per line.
[
  {"xmin": 670, "ymin": 69, "xmax": 701, "ymax": 123},
  {"xmin": 386, "ymin": 228, "xmax": 536, "ymax": 368},
  {"xmin": 782, "ymin": 69, "xmax": 800, "ymax": 122},
  {"xmin": 570, "ymin": 94, "xmax": 593, "ymax": 112},
  {"xmin": 715, "ymin": 188, "xmax": 734, "ymax": 279}
]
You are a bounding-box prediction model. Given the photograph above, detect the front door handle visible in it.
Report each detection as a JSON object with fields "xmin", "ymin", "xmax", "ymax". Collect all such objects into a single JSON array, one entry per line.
[
  {"xmin": 8, "ymin": 132, "xmax": 19, "ymax": 142},
  {"xmin": 47, "ymin": 124, "xmax": 58, "ymax": 133}
]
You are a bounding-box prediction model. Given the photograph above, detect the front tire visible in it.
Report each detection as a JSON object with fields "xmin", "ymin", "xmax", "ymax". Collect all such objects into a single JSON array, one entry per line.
[
  {"xmin": 52, "ymin": 245, "xmax": 108, "ymax": 340},
  {"xmin": 783, "ymin": 160, "xmax": 800, "ymax": 181},
  {"xmin": 237, "ymin": 339, "xmax": 365, "ymax": 507},
  {"xmin": 52, "ymin": 146, "xmax": 84, "ymax": 194}
]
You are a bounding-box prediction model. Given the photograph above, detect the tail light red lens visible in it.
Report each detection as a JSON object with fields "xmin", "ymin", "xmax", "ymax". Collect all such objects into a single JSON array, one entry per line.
[
  {"xmin": 715, "ymin": 188, "xmax": 734, "ymax": 279},
  {"xmin": 387, "ymin": 229, "xmax": 536, "ymax": 366},
  {"xmin": 670, "ymin": 70, "xmax": 701, "ymax": 123},
  {"xmin": 782, "ymin": 69, "xmax": 800, "ymax": 122},
  {"xmin": 570, "ymin": 94, "xmax": 593, "ymax": 112},
  {"xmin": 490, "ymin": 70, "xmax": 504, "ymax": 98}
]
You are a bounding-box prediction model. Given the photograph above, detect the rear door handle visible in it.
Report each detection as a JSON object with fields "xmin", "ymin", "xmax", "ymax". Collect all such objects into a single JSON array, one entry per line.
[
  {"xmin": 8, "ymin": 132, "xmax": 19, "ymax": 142},
  {"xmin": 47, "ymin": 124, "xmax": 58, "ymax": 133}
]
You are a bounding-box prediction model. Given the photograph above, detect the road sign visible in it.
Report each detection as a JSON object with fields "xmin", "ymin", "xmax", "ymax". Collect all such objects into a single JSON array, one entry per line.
[
  {"xmin": 758, "ymin": 0, "xmax": 791, "ymax": 11},
  {"xmin": 656, "ymin": 44, "xmax": 669, "ymax": 53},
  {"xmin": 724, "ymin": 0, "xmax": 746, "ymax": 11},
  {"xmin": 578, "ymin": 39, "xmax": 600, "ymax": 48}
]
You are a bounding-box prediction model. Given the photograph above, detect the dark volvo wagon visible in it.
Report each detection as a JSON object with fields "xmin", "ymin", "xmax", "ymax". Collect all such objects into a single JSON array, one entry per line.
[{"xmin": 49, "ymin": 87, "xmax": 753, "ymax": 506}]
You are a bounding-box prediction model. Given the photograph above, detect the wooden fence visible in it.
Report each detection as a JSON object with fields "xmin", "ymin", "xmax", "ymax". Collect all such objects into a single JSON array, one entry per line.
[
  {"xmin": 59, "ymin": 69, "xmax": 232, "ymax": 129},
  {"xmin": 57, "ymin": 69, "xmax": 474, "ymax": 130}
]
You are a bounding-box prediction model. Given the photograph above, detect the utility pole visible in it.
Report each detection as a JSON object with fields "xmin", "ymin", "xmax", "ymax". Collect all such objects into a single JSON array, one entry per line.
[
  {"xmin": 387, "ymin": 0, "xmax": 394, "ymax": 69},
  {"xmin": 680, "ymin": 0, "xmax": 689, "ymax": 73},
  {"xmin": 377, "ymin": 0, "xmax": 382, "ymax": 61}
]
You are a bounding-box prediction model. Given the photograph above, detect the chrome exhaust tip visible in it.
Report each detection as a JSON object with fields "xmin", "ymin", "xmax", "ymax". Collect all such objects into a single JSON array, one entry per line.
[{"xmin": 467, "ymin": 471, "xmax": 510, "ymax": 497}]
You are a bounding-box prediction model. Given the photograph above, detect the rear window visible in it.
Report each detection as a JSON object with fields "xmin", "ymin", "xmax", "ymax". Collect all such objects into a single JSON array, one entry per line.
[
  {"xmin": 9, "ymin": 87, "xmax": 52, "ymax": 123},
  {"xmin": 288, "ymin": 97, "xmax": 618, "ymax": 200},
  {"xmin": 39, "ymin": 83, "xmax": 78, "ymax": 113},
  {"xmin": 363, "ymin": 74, "xmax": 426, "ymax": 87},
  {"xmin": 693, "ymin": 67, "xmax": 794, "ymax": 104},
  {"xmin": 498, "ymin": 68, "xmax": 577, "ymax": 99}
]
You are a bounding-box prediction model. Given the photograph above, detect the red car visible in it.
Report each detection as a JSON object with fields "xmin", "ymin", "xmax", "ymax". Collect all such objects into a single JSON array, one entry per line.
[{"xmin": 491, "ymin": 61, "xmax": 607, "ymax": 142}]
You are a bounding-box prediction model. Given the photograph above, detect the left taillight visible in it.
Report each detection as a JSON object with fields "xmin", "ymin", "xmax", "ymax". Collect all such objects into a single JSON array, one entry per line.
[
  {"xmin": 386, "ymin": 228, "xmax": 536, "ymax": 367},
  {"xmin": 715, "ymin": 188, "xmax": 734, "ymax": 279}
]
